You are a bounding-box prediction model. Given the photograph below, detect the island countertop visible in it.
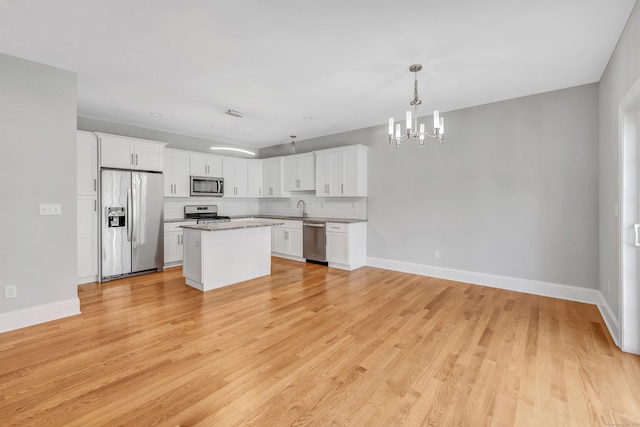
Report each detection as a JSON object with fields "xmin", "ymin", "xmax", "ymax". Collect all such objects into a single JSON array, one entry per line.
[{"xmin": 181, "ymin": 220, "xmax": 284, "ymax": 232}]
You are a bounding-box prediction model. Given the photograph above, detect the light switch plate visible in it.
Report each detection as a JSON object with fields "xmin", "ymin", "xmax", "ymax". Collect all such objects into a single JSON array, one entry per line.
[{"xmin": 39, "ymin": 203, "xmax": 62, "ymax": 215}]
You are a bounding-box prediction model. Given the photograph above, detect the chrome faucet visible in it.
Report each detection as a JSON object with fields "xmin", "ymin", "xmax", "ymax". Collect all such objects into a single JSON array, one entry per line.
[{"xmin": 297, "ymin": 200, "xmax": 307, "ymax": 218}]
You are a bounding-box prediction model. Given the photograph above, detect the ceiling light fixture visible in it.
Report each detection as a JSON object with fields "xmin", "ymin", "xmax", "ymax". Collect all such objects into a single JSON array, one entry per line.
[
  {"xmin": 388, "ymin": 64, "xmax": 444, "ymax": 148},
  {"xmin": 150, "ymin": 112, "xmax": 163, "ymax": 117},
  {"xmin": 290, "ymin": 135, "xmax": 296, "ymax": 153},
  {"xmin": 210, "ymin": 147, "xmax": 255, "ymax": 156},
  {"xmin": 225, "ymin": 109, "xmax": 243, "ymax": 118}
]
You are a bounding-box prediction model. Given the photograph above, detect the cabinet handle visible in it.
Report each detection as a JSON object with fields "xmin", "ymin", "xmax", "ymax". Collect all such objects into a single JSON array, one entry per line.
[
  {"xmin": 135, "ymin": 154, "xmax": 138, "ymax": 165},
  {"xmin": 93, "ymin": 179, "xmax": 97, "ymax": 192},
  {"xmin": 131, "ymin": 153, "xmax": 134, "ymax": 165},
  {"xmin": 285, "ymin": 231, "xmax": 288, "ymax": 240},
  {"xmin": 94, "ymin": 199, "xmax": 97, "ymax": 211},
  {"xmin": 341, "ymin": 183, "xmax": 344, "ymax": 194},
  {"xmin": 259, "ymin": 187, "xmax": 261, "ymax": 196}
]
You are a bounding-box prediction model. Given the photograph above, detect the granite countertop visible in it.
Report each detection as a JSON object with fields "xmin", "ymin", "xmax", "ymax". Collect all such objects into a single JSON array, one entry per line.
[
  {"xmin": 229, "ymin": 215, "xmax": 367, "ymax": 224},
  {"xmin": 181, "ymin": 220, "xmax": 284, "ymax": 232},
  {"xmin": 165, "ymin": 218, "xmax": 197, "ymax": 223}
]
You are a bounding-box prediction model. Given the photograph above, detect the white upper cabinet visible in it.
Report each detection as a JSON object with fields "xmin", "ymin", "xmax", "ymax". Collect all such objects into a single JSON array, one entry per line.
[
  {"xmin": 315, "ymin": 145, "xmax": 368, "ymax": 197},
  {"xmin": 223, "ymin": 157, "xmax": 248, "ymax": 198},
  {"xmin": 190, "ymin": 153, "xmax": 223, "ymax": 177},
  {"xmin": 77, "ymin": 131, "xmax": 97, "ymax": 196},
  {"xmin": 164, "ymin": 149, "xmax": 190, "ymax": 197},
  {"xmin": 284, "ymin": 153, "xmax": 315, "ymax": 191},
  {"xmin": 98, "ymin": 133, "xmax": 166, "ymax": 171},
  {"xmin": 263, "ymin": 157, "xmax": 291, "ymax": 198},
  {"xmin": 247, "ymin": 159, "xmax": 264, "ymax": 198}
]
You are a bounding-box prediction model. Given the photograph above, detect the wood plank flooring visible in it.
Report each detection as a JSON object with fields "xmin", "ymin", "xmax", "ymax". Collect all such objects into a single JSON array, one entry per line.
[{"xmin": 1, "ymin": 258, "xmax": 639, "ymax": 426}]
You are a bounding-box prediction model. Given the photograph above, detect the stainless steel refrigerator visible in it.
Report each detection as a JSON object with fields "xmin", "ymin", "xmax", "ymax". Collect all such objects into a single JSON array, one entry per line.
[{"xmin": 101, "ymin": 169, "xmax": 164, "ymax": 281}]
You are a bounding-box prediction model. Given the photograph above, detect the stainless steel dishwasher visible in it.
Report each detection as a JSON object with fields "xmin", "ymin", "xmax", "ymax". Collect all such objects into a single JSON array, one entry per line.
[{"xmin": 303, "ymin": 221, "xmax": 327, "ymax": 263}]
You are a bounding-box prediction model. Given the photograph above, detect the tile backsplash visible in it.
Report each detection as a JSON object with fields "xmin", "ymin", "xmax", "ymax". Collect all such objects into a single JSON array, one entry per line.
[
  {"xmin": 164, "ymin": 197, "xmax": 259, "ymax": 219},
  {"xmin": 258, "ymin": 192, "xmax": 367, "ymax": 219},
  {"xmin": 165, "ymin": 194, "xmax": 367, "ymax": 220}
]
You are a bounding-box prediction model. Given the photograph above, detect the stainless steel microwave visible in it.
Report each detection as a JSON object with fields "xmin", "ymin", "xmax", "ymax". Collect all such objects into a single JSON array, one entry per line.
[{"xmin": 190, "ymin": 176, "xmax": 224, "ymax": 197}]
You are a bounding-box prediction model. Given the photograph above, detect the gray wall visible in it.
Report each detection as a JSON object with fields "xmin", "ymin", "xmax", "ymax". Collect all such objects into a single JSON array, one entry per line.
[
  {"xmin": 0, "ymin": 53, "xmax": 77, "ymax": 313},
  {"xmin": 599, "ymin": 2, "xmax": 640, "ymax": 318},
  {"xmin": 263, "ymin": 84, "xmax": 600, "ymax": 289},
  {"xmin": 78, "ymin": 116, "xmax": 253, "ymax": 155}
]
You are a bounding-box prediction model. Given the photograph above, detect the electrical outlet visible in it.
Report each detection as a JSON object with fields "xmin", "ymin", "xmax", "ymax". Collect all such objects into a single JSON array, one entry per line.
[
  {"xmin": 434, "ymin": 250, "xmax": 440, "ymax": 259},
  {"xmin": 5, "ymin": 285, "xmax": 16, "ymax": 299},
  {"xmin": 39, "ymin": 203, "xmax": 62, "ymax": 216}
]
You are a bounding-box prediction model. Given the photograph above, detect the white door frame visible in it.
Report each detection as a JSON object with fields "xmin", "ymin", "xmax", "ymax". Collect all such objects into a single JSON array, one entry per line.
[{"xmin": 619, "ymin": 76, "xmax": 640, "ymax": 354}]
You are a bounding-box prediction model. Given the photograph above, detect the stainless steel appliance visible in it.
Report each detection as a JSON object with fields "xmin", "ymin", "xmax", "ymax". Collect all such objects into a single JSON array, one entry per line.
[
  {"xmin": 184, "ymin": 205, "xmax": 231, "ymax": 224},
  {"xmin": 101, "ymin": 169, "xmax": 164, "ymax": 281},
  {"xmin": 190, "ymin": 176, "xmax": 224, "ymax": 197},
  {"xmin": 303, "ymin": 221, "xmax": 327, "ymax": 263}
]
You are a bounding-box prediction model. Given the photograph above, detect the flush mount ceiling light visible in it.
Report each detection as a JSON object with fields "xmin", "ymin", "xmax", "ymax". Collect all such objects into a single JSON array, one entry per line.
[
  {"xmin": 149, "ymin": 112, "xmax": 163, "ymax": 117},
  {"xmin": 210, "ymin": 147, "xmax": 255, "ymax": 156},
  {"xmin": 388, "ymin": 64, "xmax": 445, "ymax": 148}
]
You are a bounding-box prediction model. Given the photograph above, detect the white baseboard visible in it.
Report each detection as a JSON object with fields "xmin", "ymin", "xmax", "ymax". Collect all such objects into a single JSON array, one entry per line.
[
  {"xmin": 272, "ymin": 253, "xmax": 306, "ymax": 263},
  {"xmin": 366, "ymin": 257, "xmax": 623, "ymax": 345},
  {"xmin": 595, "ymin": 293, "xmax": 621, "ymax": 347},
  {"xmin": 367, "ymin": 257, "xmax": 601, "ymax": 304},
  {"xmin": 76, "ymin": 275, "xmax": 98, "ymax": 285},
  {"xmin": 0, "ymin": 298, "xmax": 81, "ymax": 334}
]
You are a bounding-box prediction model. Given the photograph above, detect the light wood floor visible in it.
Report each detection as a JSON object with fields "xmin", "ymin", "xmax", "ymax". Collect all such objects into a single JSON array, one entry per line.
[{"xmin": 1, "ymin": 259, "xmax": 639, "ymax": 426}]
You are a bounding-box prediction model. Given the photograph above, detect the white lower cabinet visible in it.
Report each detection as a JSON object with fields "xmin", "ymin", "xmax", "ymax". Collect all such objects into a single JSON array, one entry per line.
[
  {"xmin": 271, "ymin": 220, "xmax": 303, "ymax": 259},
  {"xmin": 164, "ymin": 222, "xmax": 192, "ymax": 265},
  {"xmin": 77, "ymin": 195, "xmax": 98, "ymax": 282},
  {"xmin": 326, "ymin": 222, "xmax": 367, "ymax": 270}
]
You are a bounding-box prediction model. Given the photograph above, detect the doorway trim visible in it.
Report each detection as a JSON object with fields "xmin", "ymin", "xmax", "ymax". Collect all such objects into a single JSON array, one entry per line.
[{"xmin": 619, "ymin": 76, "xmax": 640, "ymax": 354}]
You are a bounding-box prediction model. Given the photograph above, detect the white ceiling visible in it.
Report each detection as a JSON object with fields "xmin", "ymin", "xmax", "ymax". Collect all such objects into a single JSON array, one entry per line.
[{"xmin": 0, "ymin": 0, "xmax": 636, "ymax": 149}]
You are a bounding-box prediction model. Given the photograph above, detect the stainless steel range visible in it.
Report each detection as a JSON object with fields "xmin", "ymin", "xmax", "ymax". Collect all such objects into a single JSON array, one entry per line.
[{"xmin": 184, "ymin": 205, "xmax": 231, "ymax": 224}]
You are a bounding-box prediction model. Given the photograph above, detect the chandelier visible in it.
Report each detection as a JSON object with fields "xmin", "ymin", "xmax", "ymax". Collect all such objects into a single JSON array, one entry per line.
[{"xmin": 388, "ymin": 64, "xmax": 444, "ymax": 147}]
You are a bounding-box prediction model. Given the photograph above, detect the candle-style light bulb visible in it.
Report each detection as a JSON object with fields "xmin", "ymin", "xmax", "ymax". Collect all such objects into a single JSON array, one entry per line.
[
  {"xmin": 439, "ymin": 117, "xmax": 445, "ymax": 134},
  {"xmin": 388, "ymin": 118, "xmax": 394, "ymax": 135},
  {"xmin": 406, "ymin": 111, "xmax": 412, "ymax": 130},
  {"xmin": 395, "ymin": 124, "xmax": 401, "ymax": 138},
  {"xmin": 419, "ymin": 123, "xmax": 425, "ymax": 141},
  {"xmin": 433, "ymin": 110, "xmax": 440, "ymax": 129}
]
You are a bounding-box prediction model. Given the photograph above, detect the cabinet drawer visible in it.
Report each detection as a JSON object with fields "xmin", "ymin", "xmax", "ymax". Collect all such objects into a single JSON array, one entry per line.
[
  {"xmin": 326, "ymin": 222, "xmax": 348, "ymax": 233},
  {"xmin": 277, "ymin": 220, "xmax": 303, "ymax": 230},
  {"xmin": 164, "ymin": 221, "xmax": 193, "ymax": 232}
]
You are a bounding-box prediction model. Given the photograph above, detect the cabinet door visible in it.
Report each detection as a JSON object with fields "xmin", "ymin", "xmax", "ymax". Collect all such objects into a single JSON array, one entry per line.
[
  {"xmin": 247, "ymin": 160, "xmax": 263, "ymax": 198},
  {"xmin": 208, "ymin": 155, "xmax": 224, "ymax": 177},
  {"xmin": 77, "ymin": 132, "xmax": 97, "ymax": 195},
  {"xmin": 77, "ymin": 196, "xmax": 98, "ymax": 277},
  {"xmin": 263, "ymin": 159, "xmax": 276, "ymax": 197},
  {"xmin": 283, "ymin": 157, "xmax": 299, "ymax": 191},
  {"xmin": 316, "ymin": 153, "xmax": 329, "ymax": 195},
  {"xmin": 327, "ymin": 152, "xmax": 342, "ymax": 196},
  {"xmin": 288, "ymin": 228, "xmax": 303, "ymax": 257},
  {"xmin": 190, "ymin": 153, "xmax": 208, "ymax": 176},
  {"xmin": 164, "ymin": 231, "xmax": 182, "ymax": 263},
  {"xmin": 298, "ymin": 154, "xmax": 316, "ymax": 190},
  {"xmin": 172, "ymin": 151, "xmax": 191, "ymax": 197},
  {"xmin": 273, "ymin": 227, "xmax": 288, "ymax": 253},
  {"xmin": 327, "ymin": 231, "xmax": 349, "ymax": 264},
  {"xmin": 223, "ymin": 157, "xmax": 248, "ymax": 198},
  {"xmin": 234, "ymin": 158, "xmax": 248, "ymax": 197},
  {"xmin": 163, "ymin": 151, "xmax": 175, "ymax": 196},
  {"xmin": 134, "ymin": 141, "xmax": 164, "ymax": 171},
  {"xmin": 101, "ymin": 138, "xmax": 134, "ymax": 169}
]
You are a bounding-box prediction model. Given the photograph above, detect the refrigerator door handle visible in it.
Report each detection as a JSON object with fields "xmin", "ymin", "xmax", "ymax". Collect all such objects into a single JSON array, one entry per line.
[{"xmin": 127, "ymin": 188, "xmax": 133, "ymax": 242}]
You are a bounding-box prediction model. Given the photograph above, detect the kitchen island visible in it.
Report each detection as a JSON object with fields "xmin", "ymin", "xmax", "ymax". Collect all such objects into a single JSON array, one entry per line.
[{"xmin": 181, "ymin": 220, "xmax": 283, "ymax": 292}]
